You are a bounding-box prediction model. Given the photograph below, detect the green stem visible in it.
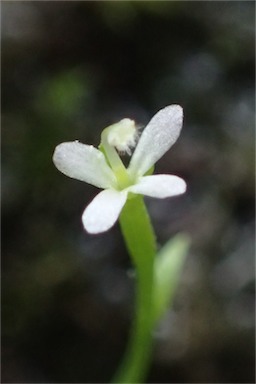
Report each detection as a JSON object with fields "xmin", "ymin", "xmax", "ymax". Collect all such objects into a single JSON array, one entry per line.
[
  {"xmin": 112, "ymin": 195, "xmax": 156, "ymax": 384},
  {"xmin": 101, "ymin": 130, "xmax": 130, "ymax": 189}
]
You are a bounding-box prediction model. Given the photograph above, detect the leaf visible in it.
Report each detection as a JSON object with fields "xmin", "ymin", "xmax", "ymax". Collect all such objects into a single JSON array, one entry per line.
[{"xmin": 153, "ymin": 233, "xmax": 190, "ymax": 324}]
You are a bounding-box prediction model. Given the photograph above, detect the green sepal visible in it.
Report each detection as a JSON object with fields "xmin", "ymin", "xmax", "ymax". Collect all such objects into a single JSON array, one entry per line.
[
  {"xmin": 145, "ymin": 165, "xmax": 155, "ymax": 176},
  {"xmin": 98, "ymin": 143, "xmax": 111, "ymax": 167}
]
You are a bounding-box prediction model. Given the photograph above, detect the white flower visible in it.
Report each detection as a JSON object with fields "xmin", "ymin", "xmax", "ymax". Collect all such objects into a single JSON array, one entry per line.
[{"xmin": 53, "ymin": 105, "xmax": 186, "ymax": 234}]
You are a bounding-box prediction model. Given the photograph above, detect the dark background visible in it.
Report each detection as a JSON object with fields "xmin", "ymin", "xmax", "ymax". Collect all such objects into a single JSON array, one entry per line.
[{"xmin": 2, "ymin": 1, "xmax": 255, "ymax": 383}]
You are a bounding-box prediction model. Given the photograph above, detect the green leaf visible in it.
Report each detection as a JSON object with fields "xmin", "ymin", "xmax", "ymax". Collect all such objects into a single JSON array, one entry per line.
[{"xmin": 153, "ymin": 233, "xmax": 190, "ymax": 324}]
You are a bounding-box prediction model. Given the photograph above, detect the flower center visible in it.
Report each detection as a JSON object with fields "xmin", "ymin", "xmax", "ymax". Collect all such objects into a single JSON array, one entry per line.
[{"xmin": 100, "ymin": 119, "xmax": 137, "ymax": 190}]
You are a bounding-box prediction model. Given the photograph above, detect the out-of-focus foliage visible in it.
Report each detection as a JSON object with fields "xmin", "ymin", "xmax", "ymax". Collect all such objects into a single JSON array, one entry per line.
[
  {"xmin": 153, "ymin": 233, "xmax": 190, "ymax": 324},
  {"xmin": 2, "ymin": 1, "xmax": 255, "ymax": 383}
]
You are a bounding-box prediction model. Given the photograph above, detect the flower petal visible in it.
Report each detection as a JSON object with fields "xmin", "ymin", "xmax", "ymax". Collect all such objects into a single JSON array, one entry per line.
[
  {"xmin": 128, "ymin": 105, "xmax": 183, "ymax": 177},
  {"xmin": 53, "ymin": 141, "xmax": 116, "ymax": 189},
  {"xmin": 128, "ymin": 174, "xmax": 186, "ymax": 198},
  {"xmin": 82, "ymin": 189, "xmax": 127, "ymax": 234}
]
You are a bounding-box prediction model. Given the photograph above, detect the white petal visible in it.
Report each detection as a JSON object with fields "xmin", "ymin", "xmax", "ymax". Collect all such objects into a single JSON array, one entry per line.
[
  {"xmin": 128, "ymin": 105, "xmax": 183, "ymax": 177},
  {"xmin": 82, "ymin": 189, "xmax": 127, "ymax": 234},
  {"xmin": 53, "ymin": 141, "xmax": 116, "ymax": 189},
  {"xmin": 128, "ymin": 175, "xmax": 186, "ymax": 198}
]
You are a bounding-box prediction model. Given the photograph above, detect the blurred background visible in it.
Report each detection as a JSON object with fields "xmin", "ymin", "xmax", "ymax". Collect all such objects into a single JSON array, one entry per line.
[{"xmin": 2, "ymin": 1, "xmax": 255, "ymax": 383}]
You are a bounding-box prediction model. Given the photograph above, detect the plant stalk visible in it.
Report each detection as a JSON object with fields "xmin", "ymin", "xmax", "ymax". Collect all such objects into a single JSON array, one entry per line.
[{"xmin": 112, "ymin": 195, "xmax": 156, "ymax": 383}]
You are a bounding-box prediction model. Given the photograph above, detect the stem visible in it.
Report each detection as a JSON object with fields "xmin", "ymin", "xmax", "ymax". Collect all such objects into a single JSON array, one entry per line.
[{"xmin": 112, "ymin": 195, "xmax": 156, "ymax": 384}]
